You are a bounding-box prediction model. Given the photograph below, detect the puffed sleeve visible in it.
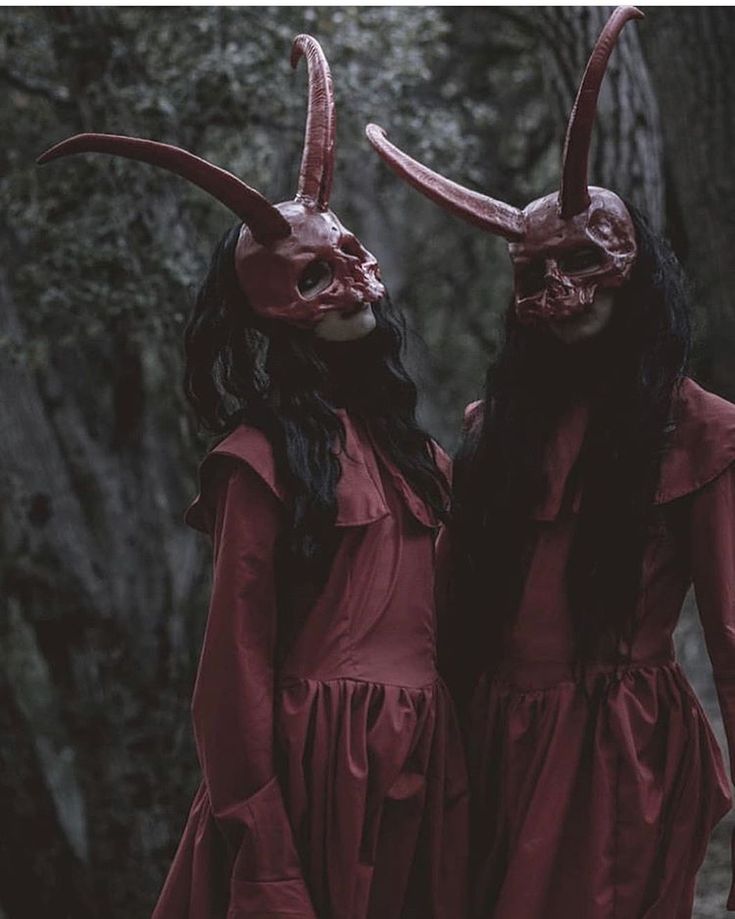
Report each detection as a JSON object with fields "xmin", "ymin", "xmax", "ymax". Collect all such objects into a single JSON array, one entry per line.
[
  {"xmin": 690, "ymin": 461, "xmax": 735, "ymax": 911},
  {"xmin": 192, "ymin": 458, "xmax": 317, "ymax": 918}
]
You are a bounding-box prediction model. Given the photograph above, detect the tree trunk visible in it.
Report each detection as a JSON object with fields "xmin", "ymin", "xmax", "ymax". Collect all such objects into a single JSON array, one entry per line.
[
  {"xmin": 643, "ymin": 7, "xmax": 735, "ymax": 399},
  {"xmin": 0, "ymin": 259, "xmax": 209, "ymax": 917},
  {"xmin": 1, "ymin": 9, "xmax": 211, "ymax": 915},
  {"xmin": 509, "ymin": 5, "xmax": 664, "ymax": 228}
]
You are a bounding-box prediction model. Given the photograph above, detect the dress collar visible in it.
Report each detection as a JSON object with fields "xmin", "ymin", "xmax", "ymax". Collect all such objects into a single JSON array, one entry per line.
[
  {"xmin": 186, "ymin": 409, "xmax": 446, "ymax": 532},
  {"xmin": 531, "ymin": 377, "xmax": 735, "ymax": 521},
  {"xmin": 336, "ymin": 410, "xmax": 447, "ymax": 529}
]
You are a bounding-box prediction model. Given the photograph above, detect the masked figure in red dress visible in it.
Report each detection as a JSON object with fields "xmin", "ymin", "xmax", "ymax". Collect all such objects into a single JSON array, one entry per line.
[
  {"xmin": 367, "ymin": 7, "xmax": 735, "ymax": 918},
  {"xmin": 39, "ymin": 35, "xmax": 468, "ymax": 919}
]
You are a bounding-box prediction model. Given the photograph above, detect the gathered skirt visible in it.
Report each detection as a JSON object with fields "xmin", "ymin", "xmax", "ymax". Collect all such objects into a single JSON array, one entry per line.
[
  {"xmin": 152, "ymin": 675, "xmax": 469, "ymax": 919},
  {"xmin": 468, "ymin": 660, "xmax": 731, "ymax": 919}
]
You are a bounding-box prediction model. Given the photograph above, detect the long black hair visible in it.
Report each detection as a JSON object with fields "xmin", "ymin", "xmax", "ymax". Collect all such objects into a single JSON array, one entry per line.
[
  {"xmin": 184, "ymin": 224, "xmax": 449, "ymax": 604},
  {"xmin": 448, "ymin": 207, "xmax": 691, "ymax": 697}
]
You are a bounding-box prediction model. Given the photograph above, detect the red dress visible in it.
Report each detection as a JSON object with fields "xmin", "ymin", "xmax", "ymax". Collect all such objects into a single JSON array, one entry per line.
[
  {"xmin": 464, "ymin": 378, "xmax": 735, "ymax": 919},
  {"xmin": 151, "ymin": 411, "xmax": 469, "ymax": 919}
]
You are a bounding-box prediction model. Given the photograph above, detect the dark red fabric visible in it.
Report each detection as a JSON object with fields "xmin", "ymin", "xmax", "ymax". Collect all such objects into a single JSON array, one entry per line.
[
  {"xmin": 462, "ymin": 378, "xmax": 735, "ymax": 918},
  {"xmin": 152, "ymin": 413, "xmax": 468, "ymax": 919}
]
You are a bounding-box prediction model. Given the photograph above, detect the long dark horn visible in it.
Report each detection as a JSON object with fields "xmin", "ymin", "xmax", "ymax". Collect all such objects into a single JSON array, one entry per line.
[
  {"xmin": 560, "ymin": 5, "xmax": 644, "ymax": 218},
  {"xmin": 37, "ymin": 133, "xmax": 291, "ymax": 245},
  {"xmin": 366, "ymin": 124, "xmax": 525, "ymax": 240},
  {"xmin": 291, "ymin": 34, "xmax": 336, "ymax": 210}
]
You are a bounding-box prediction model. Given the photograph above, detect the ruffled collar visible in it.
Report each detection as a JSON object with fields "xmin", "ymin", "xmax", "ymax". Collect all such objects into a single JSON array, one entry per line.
[
  {"xmin": 349, "ymin": 414, "xmax": 449, "ymax": 529},
  {"xmin": 185, "ymin": 409, "xmax": 448, "ymax": 532},
  {"xmin": 532, "ymin": 377, "xmax": 735, "ymax": 520}
]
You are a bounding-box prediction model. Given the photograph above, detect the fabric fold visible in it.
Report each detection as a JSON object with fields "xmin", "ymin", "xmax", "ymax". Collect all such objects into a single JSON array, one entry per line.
[{"xmin": 470, "ymin": 662, "xmax": 730, "ymax": 917}]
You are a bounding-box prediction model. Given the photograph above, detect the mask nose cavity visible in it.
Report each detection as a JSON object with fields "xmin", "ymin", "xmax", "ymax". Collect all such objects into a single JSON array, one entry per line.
[
  {"xmin": 340, "ymin": 234, "xmax": 364, "ymax": 259},
  {"xmin": 544, "ymin": 258, "xmax": 569, "ymax": 295}
]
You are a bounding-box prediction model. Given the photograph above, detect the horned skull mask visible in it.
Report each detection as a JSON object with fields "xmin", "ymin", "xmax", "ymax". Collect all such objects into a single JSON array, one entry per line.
[
  {"xmin": 366, "ymin": 6, "xmax": 642, "ymax": 325},
  {"xmin": 38, "ymin": 35, "xmax": 385, "ymax": 327}
]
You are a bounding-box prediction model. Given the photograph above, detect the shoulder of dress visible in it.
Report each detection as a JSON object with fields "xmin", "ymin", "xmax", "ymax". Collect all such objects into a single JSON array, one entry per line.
[
  {"xmin": 207, "ymin": 424, "xmax": 283, "ymax": 498},
  {"xmin": 185, "ymin": 424, "xmax": 284, "ymax": 533},
  {"xmin": 657, "ymin": 377, "xmax": 735, "ymax": 503}
]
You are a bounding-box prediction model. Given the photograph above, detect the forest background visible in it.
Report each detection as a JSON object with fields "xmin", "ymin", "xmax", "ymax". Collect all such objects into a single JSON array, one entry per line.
[{"xmin": 2, "ymin": 6, "xmax": 735, "ymax": 918}]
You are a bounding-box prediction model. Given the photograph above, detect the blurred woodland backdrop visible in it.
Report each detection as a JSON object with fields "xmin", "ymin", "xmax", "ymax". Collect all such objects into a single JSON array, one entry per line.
[{"xmin": 2, "ymin": 6, "xmax": 735, "ymax": 918}]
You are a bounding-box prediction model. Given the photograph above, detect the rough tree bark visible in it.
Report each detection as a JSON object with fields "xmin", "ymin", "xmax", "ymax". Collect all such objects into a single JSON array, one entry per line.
[
  {"xmin": 1, "ymin": 9, "xmax": 211, "ymax": 917},
  {"xmin": 1, "ymin": 230, "xmax": 208, "ymax": 917},
  {"xmin": 643, "ymin": 8, "xmax": 735, "ymax": 400}
]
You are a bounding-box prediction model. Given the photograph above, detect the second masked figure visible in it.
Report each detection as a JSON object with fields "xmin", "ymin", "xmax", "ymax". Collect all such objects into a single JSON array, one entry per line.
[{"xmin": 369, "ymin": 7, "xmax": 735, "ymax": 919}]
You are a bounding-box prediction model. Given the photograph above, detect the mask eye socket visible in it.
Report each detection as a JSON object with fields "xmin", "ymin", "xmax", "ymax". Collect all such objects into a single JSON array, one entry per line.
[
  {"xmin": 298, "ymin": 260, "xmax": 334, "ymax": 298},
  {"xmin": 557, "ymin": 247, "xmax": 603, "ymax": 275},
  {"xmin": 516, "ymin": 260, "xmax": 545, "ymax": 296}
]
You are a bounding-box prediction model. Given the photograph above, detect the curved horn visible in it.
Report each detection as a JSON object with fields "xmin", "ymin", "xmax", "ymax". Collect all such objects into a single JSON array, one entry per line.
[
  {"xmin": 37, "ymin": 133, "xmax": 291, "ymax": 245},
  {"xmin": 366, "ymin": 124, "xmax": 525, "ymax": 240},
  {"xmin": 560, "ymin": 5, "xmax": 644, "ymax": 218},
  {"xmin": 291, "ymin": 34, "xmax": 336, "ymax": 210}
]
